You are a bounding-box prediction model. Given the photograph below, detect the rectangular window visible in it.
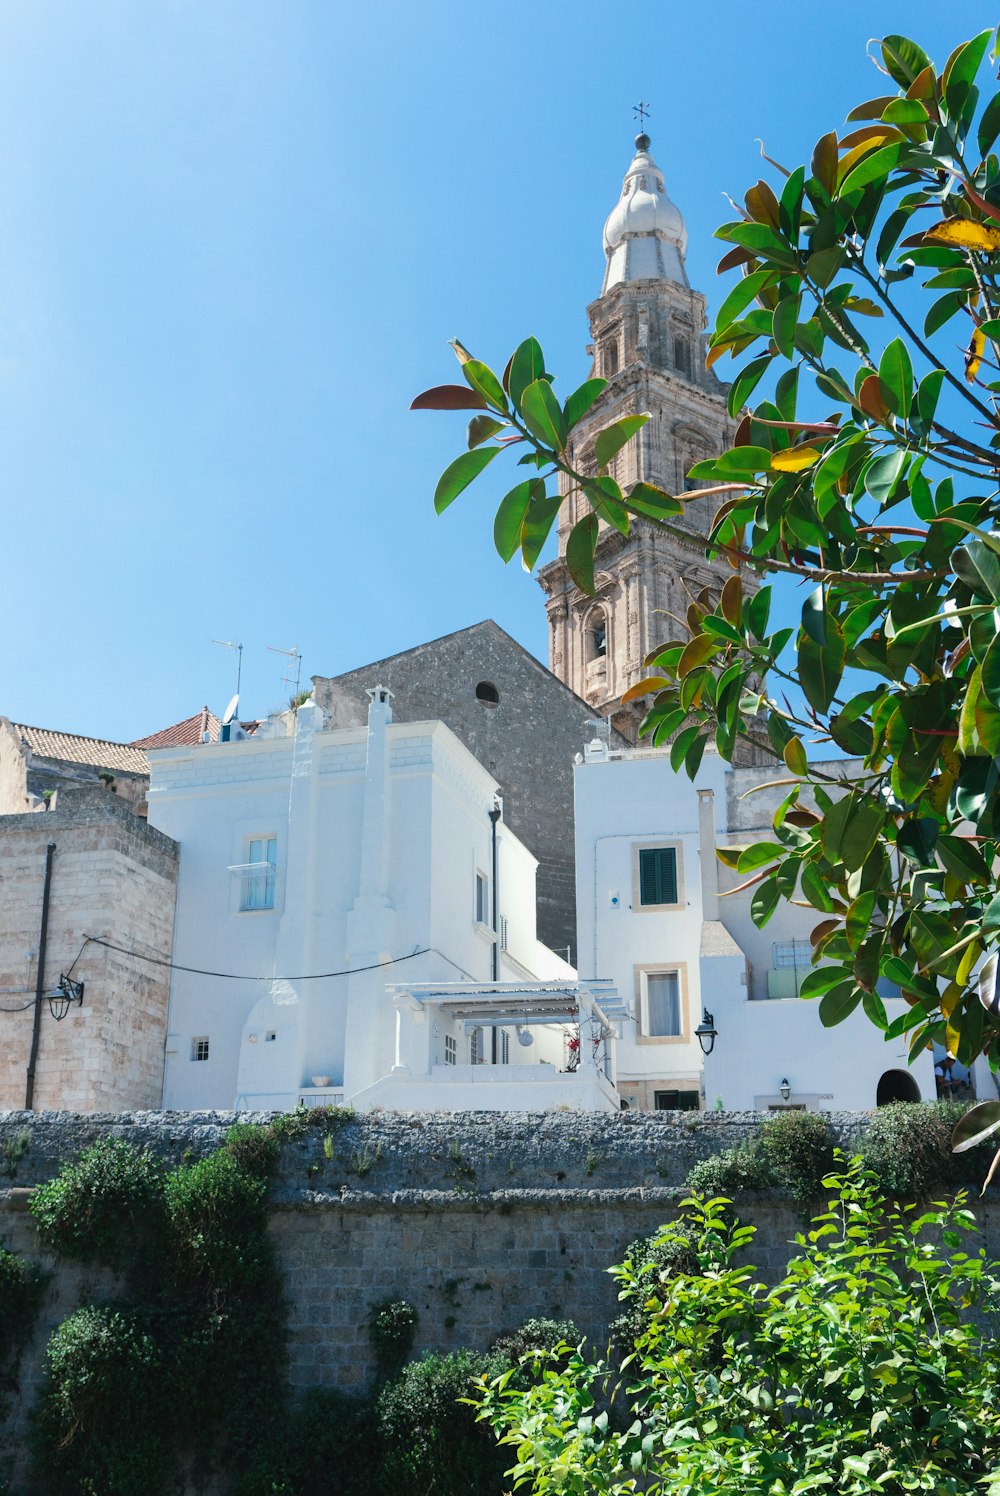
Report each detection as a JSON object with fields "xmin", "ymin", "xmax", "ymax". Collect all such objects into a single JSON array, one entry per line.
[
  {"xmin": 645, "ymin": 971, "xmax": 681, "ymax": 1036},
  {"xmin": 475, "ymin": 871, "xmax": 489, "ymax": 925},
  {"xmin": 773, "ymin": 940, "xmax": 812, "ymax": 969},
  {"xmin": 470, "ymin": 1027, "xmax": 484, "ymax": 1064},
  {"xmin": 639, "ymin": 847, "xmax": 677, "ymax": 907},
  {"xmin": 499, "ymin": 1028, "xmax": 510, "ymax": 1065},
  {"xmin": 191, "ymin": 1037, "xmax": 210, "ymax": 1062},
  {"xmin": 444, "ymin": 1035, "xmax": 457, "ymax": 1066},
  {"xmin": 241, "ymin": 836, "xmax": 277, "ymax": 912},
  {"xmin": 654, "ymin": 1089, "xmax": 699, "ymax": 1111}
]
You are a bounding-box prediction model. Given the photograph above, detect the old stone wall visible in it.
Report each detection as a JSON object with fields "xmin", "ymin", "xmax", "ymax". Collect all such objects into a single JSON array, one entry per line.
[
  {"xmin": 313, "ymin": 621, "xmax": 627, "ymax": 962},
  {"xmin": 3, "ymin": 1105, "xmax": 996, "ymax": 1462},
  {"xmin": 0, "ymin": 790, "xmax": 179, "ymax": 1111}
]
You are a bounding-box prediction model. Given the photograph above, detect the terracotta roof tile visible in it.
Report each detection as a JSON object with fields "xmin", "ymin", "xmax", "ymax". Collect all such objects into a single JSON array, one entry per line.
[
  {"xmin": 14, "ymin": 725, "xmax": 149, "ymax": 775},
  {"xmin": 130, "ymin": 706, "xmax": 221, "ymax": 750}
]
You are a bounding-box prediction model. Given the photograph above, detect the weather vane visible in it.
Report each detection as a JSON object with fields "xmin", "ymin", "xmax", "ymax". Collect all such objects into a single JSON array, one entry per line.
[{"xmin": 633, "ymin": 100, "xmax": 651, "ymax": 131}]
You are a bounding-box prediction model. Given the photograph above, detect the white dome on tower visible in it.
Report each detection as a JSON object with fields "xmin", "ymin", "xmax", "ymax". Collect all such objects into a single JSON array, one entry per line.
[{"xmin": 602, "ymin": 134, "xmax": 688, "ymax": 294}]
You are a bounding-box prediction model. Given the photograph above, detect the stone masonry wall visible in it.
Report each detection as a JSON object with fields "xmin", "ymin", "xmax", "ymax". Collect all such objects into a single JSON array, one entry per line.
[
  {"xmin": 3, "ymin": 1105, "xmax": 998, "ymax": 1474},
  {"xmin": 0, "ymin": 789, "xmax": 179, "ymax": 1111}
]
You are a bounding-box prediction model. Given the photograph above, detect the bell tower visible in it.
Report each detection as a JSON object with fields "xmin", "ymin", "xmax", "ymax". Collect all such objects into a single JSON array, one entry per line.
[{"xmin": 538, "ymin": 131, "xmax": 749, "ymax": 739}]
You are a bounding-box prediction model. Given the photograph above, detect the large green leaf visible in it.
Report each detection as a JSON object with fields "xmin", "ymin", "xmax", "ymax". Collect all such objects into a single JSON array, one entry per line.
[
  {"xmin": 507, "ymin": 338, "xmax": 546, "ymax": 409},
  {"xmin": 727, "ymin": 355, "xmax": 772, "ymax": 418},
  {"xmin": 751, "ymin": 876, "xmax": 781, "ymax": 928},
  {"xmin": 878, "ymin": 338, "xmax": 914, "ymax": 417},
  {"xmin": 493, "ymin": 480, "xmax": 539, "ymax": 563},
  {"xmin": 520, "ymin": 379, "xmax": 567, "ymax": 451},
  {"xmin": 982, "ymin": 632, "xmax": 1000, "ymax": 711},
  {"xmin": 564, "ymin": 378, "xmax": 606, "ymax": 430},
  {"xmin": 468, "ymin": 415, "xmax": 504, "ymax": 449},
  {"xmin": 819, "ymin": 980, "xmax": 862, "ymax": 1027},
  {"xmin": 565, "ymin": 514, "xmax": 598, "ymax": 595},
  {"xmin": 799, "ymin": 618, "xmax": 845, "ymax": 714},
  {"xmin": 715, "ymin": 269, "xmax": 776, "ymax": 332},
  {"xmin": 595, "ymin": 415, "xmax": 647, "ymax": 469},
  {"xmin": 839, "ymin": 142, "xmax": 904, "ymax": 195},
  {"xmin": 462, "ymin": 359, "xmax": 508, "ymax": 411},
  {"xmin": 434, "ymin": 447, "xmax": 500, "ymax": 514},
  {"xmin": 519, "ymin": 490, "xmax": 562, "ymax": 571},
  {"xmin": 881, "ymin": 34, "xmax": 931, "ymax": 89},
  {"xmin": 627, "ymin": 483, "xmax": 683, "ymax": 520}
]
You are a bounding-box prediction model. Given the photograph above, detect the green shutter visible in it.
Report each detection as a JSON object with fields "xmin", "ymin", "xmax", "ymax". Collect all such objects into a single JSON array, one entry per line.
[{"xmin": 639, "ymin": 848, "xmax": 677, "ymax": 905}]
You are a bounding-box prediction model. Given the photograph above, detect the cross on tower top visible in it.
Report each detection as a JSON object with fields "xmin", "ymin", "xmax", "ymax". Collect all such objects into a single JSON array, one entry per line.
[{"xmin": 632, "ymin": 100, "xmax": 651, "ymax": 130}]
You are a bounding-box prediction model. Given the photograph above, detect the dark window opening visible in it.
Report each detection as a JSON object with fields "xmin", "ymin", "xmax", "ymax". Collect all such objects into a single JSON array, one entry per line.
[
  {"xmin": 654, "ymin": 1089, "xmax": 699, "ymax": 1111},
  {"xmin": 639, "ymin": 847, "xmax": 678, "ymax": 906},
  {"xmin": 876, "ymin": 1070, "xmax": 921, "ymax": 1106},
  {"xmin": 475, "ymin": 681, "xmax": 500, "ymax": 707},
  {"xmin": 605, "ymin": 340, "xmax": 619, "ymax": 377}
]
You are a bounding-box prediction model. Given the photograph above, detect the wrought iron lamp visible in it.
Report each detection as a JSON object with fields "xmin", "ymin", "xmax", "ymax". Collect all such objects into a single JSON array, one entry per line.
[
  {"xmin": 694, "ymin": 1010, "xmax": 717, "ymax": 1055},
  {"xmin": 779, "ymin": 1077, "xmax": 791, "ymax": 1102},
  {"xmin": 47, "ymin": 974, "xmax": 84, "ymax": 1022}
]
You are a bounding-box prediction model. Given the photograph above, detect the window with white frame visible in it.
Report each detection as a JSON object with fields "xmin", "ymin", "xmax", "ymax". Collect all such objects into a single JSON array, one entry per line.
[
  {"xmin": 240, "ymin": 836, "xmax": 277, "ymax": 912},
  {"xmin": 475, "ymin": 871, "xmax": 490, "ymax": 926},
  {"xmin": 640, "ymin": 970, "xmax": 683, "ymax": 1038},
  {"xmin": 499, "ymin": 1028, "xmax": 510, "ymax": 1065},
  {"xmin": 191, "ymin": 1037, "xmax": 210, "ymax": 1062},
  {"xmin": 444, "ymin": 1034, "xmax": 457, "ymax": 1065},
  {"xmin": 470, "ymin": 1026, "xmax": 484, "ymax": 1064}
]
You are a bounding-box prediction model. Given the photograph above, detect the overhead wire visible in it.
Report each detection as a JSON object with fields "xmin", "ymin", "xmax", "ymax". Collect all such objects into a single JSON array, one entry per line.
[{"xmin": 80, "ymin": 934, "xmax": 431, "ymax": 983}]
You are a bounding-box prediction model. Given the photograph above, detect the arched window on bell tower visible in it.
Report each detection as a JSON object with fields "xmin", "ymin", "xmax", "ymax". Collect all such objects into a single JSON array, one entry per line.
[
  {"xmin": 674, "ymin": 333, "xmax": 691, "ymax": 377},
  {"xmin": 602, "ymin": 328, "xmax": 620, "ymax": 378},
  {"xmin": 585, "ymin": 608, "xmax": 608, "ymax": 679}
]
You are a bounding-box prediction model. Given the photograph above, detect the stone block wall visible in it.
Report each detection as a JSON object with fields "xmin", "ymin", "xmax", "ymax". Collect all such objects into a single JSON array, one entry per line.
[
  {"xmin": 0, "ymin": 790, "xmax": 179, "ymax": 1111},
  {"xmin": 3, "ymin": 1105, "xmax": 995, "ymax": 1441}
]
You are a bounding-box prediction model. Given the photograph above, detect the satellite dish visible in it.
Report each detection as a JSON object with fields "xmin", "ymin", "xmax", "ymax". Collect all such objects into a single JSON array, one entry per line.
[{"xmin": 222, "ymin": 694, "xmax": 240, "ymax": 727}]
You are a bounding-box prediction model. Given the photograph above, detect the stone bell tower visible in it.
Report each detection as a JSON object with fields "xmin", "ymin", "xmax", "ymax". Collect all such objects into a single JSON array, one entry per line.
[{"xmin": 538, "ymin": 131, "xmax": 750, "ymax": 740}]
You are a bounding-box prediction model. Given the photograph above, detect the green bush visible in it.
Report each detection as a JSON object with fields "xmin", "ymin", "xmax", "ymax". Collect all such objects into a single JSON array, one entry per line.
[
  {"xmin": 477, "ymin": 1160, "xmax": 1000, "ymax": 1494},
  {"xmin": 376, "ymin": 1350, "xmax": 508, "ymax": 1496},
  {"xmin": 758, "ymin": 1107, "xmax": 837, "ymax": 1209},
  {"xmin": 231, "ymin": 1387, "xmax": 376, "ymax": 1496},
  {"xmin": 222, "ymin": 1122, "xmax": 282, "ymax": 1177},
  {"xmin": 164, "ymin": 1149, "xmax": 269, "ymax": 1290},
  {"xmin": 0, "ymin": 1243, "xmax": 44, "ymax": 1366},
  {"xmin": 366, "ymin": 1297, "xmax": 419, "ymax": 1378},
  {"xmin": 29, "ymin": 1138, "xmax": 165, "ymax": 1271},
  {"xmin": 490, "ymin": 1316, "xmax": 579, "ymax": 1364},
  {"xmin": 32, "ymin": 1305, "xmax": 170, "ymax": 1496},
  {"xmin": 858, "ymin": 1100, "xmax": 995, "ymax": 1198}
]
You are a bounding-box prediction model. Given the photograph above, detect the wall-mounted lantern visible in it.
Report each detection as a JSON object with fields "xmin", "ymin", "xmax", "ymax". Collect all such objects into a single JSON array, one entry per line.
[
  {"xmin": 695, "ymin": 1010, "xmax": 717, "ymax": 1055},
  {"xmin": 47, "ymin": 975, "xmax": 84, "ymax": 1022},
  {"xmin": 779, "ymin": 1077, "xmax": 791, "ymax": 1102}
]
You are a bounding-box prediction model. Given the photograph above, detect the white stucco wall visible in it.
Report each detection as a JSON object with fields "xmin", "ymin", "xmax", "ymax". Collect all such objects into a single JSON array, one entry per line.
[
  {"xmin": 149, "ymin": 701, "xmax": 573, "ymax": 1111},
  {"xmin": 574, "ymin": 742, "xmax": 935, "ymax": 1112}
]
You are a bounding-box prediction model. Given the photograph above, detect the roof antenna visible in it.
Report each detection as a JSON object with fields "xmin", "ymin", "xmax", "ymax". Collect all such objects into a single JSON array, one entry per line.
[
  {"xmin": 267, "ymin": 643, "xmax": 303, "ymax": 703},
  {"xmin": 213, "ymin": 638, "xmax": 243, "ymax": 696}
]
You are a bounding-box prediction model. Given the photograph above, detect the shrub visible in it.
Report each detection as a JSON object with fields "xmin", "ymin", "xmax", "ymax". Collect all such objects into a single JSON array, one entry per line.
[
  {"xmin": 164, "ymin": 1149, "xmax": 268, "ymax": 1290},
  {"xmin": 29, "ymin": 1138, "xmax": 165, "ymax": 1271},
  {"xmin": 0, "ymin": 1243, "xmax": 44, "ymax": 1366},
  {"xmin": 32, "ymin": 1305, "xmax": 170, "ymax": 1496},
  {"xmin": 477, "ymin": 1161, "xmax": 1000, "ymax": 1494},
  {"xmin": 376, "ymin": 1349, "xmax": 508, "ymax": 1496},
  {"xmin": 758, "ymin": 1107, "xmax": 836, "ymax": 1210},
  {"xmin": 491, "ymin": 1316, "xmax": 579, "ymax": 1364},
  {"xmin": 222, "ymin": 1122, "xmax": 282, "ymax": 1177},
  {"xmin": 366, "ymin": 1297, "xmax": 418, "ymax": 1377},
  {"xmin": 858, "ymin": 1101, "xmax": 995, "ymax": 1198},
  {"xmin": 231, "ymin": 1387, "xmax": 376, "ymax": 1496}
]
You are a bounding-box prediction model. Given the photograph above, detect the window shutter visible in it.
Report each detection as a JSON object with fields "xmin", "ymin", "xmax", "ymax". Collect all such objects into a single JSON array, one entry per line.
[{"xmin": 639, "ymin": 848, "xmax": 677, "ymax": 905}]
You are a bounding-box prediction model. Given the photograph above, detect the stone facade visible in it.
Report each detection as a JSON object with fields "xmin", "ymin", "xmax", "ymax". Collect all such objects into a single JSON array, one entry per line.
[
  {"xmin": 312, "ymin": 621, "xmax": 627, "ymax": 962},
  {"xmin": 538, "ymin": 135, "xmax": 757, "ymax": 741},
  {"xmin": 0, "ymin": 789, "xmax": 179, "ymax": 1111},
  {"xmin": 1, "ymin": 1108, "xmax": 997, "ymax": 1478}
]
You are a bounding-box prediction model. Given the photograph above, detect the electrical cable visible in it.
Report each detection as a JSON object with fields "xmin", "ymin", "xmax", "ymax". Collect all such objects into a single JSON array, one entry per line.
[{"xmin": 80, "ymin": 934, "xmax": 430, "ymax": 983}]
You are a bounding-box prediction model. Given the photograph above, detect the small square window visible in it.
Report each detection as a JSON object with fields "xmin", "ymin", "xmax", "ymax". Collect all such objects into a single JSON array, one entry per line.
[
  {"xmin": 638, "ymin": 847, "xmax": 677, "ymax": 907},
  {"xmin": 191, "ymin": 1037, "xmax": 210, "ymax": 1062},
  {"xmin": 264, "ymin": 1031, "xmax": 276, "ymax": 1043},
  {"xmin": 444, "ymin": 1035, "xmax": 457, "ymax": 1065}
]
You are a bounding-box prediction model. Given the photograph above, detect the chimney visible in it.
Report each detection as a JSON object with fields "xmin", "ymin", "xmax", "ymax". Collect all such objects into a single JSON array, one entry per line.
[{"xmin": 697, "ymin": 788, "xmax": 720, "ymax": 921}]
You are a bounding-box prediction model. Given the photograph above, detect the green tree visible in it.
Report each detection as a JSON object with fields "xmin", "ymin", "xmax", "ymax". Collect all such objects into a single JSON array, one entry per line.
[
  {"xmin": 475, "ymin": 1163, "xmax": 1000, "ymax": 1495},
  {"xmin": 414, "ymin": 28, "xmax": 1000, "ymax": 1078}
]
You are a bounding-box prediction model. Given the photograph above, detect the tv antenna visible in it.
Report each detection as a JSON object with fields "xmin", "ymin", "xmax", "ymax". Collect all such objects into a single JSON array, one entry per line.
[
  {"xmin": 267, "ymin": 643, "xmax": 303, "ymax": 699},
  {"xmin": 213, "ymin": 638, "xmax": 243, "ymax": 695}
]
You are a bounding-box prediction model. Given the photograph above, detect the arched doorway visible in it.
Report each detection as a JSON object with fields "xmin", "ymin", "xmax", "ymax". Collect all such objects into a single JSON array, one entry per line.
[{"xmin": 876, "ymin": 1069, "xmax": 921, "ymax": 1106}]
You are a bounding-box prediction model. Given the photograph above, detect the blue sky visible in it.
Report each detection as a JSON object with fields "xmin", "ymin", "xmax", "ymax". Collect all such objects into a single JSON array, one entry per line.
[{"xmin": 0, "ymin": 1, "xmax": 975, "ymax": 741}]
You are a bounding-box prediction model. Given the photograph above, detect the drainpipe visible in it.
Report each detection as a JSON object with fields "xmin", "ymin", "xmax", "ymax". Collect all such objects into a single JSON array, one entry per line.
[
  {"xmin": 488, "ymin": 801, "xmax": 501, "ymax": 983},
  {"xmin": 25, "ymin": 842, "xmax": 56, "ymax": 1110}
]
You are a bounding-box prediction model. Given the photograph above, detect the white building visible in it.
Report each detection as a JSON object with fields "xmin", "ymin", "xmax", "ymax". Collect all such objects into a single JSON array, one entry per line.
[
  {"xmin": 574, "ymin": 735, "xmax": 936, "ymax": 1112},
  {"xmin": 148, "ymin": 691, "xmax": 620, "ymax": 1112}
]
